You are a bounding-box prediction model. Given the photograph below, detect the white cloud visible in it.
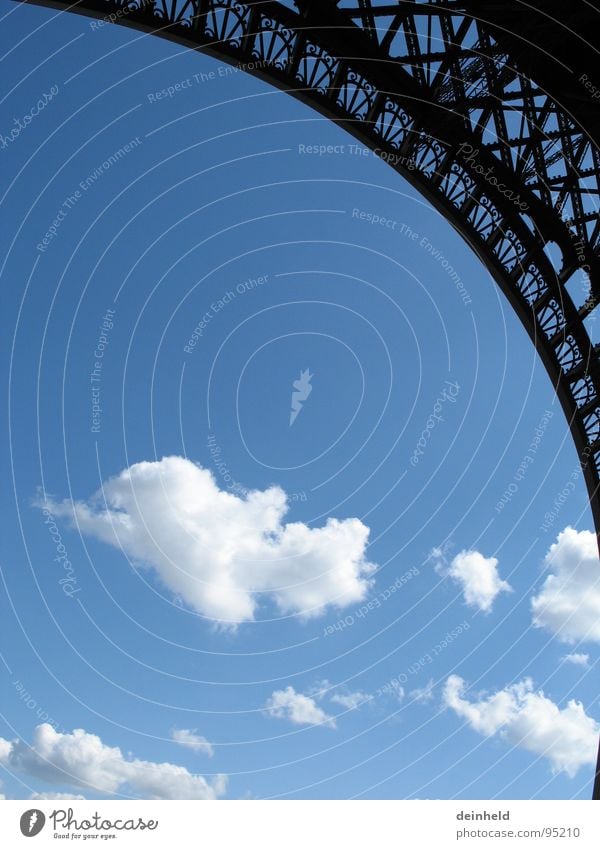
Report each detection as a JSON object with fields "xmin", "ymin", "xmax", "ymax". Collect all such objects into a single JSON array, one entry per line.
[
  {"xmin": 306, "ymin": 679, "xmax": 371, "ymax": 711},
  {"xmin": 44, "ymin": 457, "xmax": 375, "ymax": 625},
  {"xmin": 443, "ymin": 675, "xmax": 598, "ymax": 777},
  {"xmin": 264, "ymin": 687, "xmax": 336, "ymax": 727},
  {"xmin": 439, "ymin": 550, "xmax": 511, "ymax": 613},
  {"xmin": 428, "ymin": 545, "xmax": 448, "ymax": 562},
  {"xmin": 306, "ymin": 678, "xmax": 373, "ymax": 710},
  {"xmin": 329, "ymin": 690, "xmax": 372, "ymax": 710},
  {"xmin": 562, "ymin": 653, "xmax": 590, "ymax": 668},
  {"xmin": 0, "ymin": 739, "xmax": 12, "ymax": 762},
  {"xmin": 531, "ymin": 527, "xmax": 600, "ymax": 644},
  {"xmin": 378, "ymin": 681, "xmax": 404, "ymax": 701},
  {"xmin": 409, "ymin": 678, "xmax": 435, "ymax": 704},
  {"xmin": 30, "ymin": 792, "xmax": 86, "ymax": 800},
  {"xmin": 0, "ymin": 724, "xmax": 226, "ymax": 800},
  {"xmin": 171, "ymin": 729, "xmax": 214, "ymax": 757},
  {"xmin": 306, "ymin": 679, "xmax": 333, "ymax": 699}
]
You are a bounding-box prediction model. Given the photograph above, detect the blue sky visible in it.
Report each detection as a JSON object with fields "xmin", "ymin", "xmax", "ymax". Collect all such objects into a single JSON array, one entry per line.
[{"xmin": 1, "ymin": 1, "xmax": 599, "ymax": 801}]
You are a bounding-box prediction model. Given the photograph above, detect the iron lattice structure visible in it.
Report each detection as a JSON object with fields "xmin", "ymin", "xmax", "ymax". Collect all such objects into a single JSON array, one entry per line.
[{"xmin": 16, "ymin": 0, "xmax": 600, "ymax": 796}]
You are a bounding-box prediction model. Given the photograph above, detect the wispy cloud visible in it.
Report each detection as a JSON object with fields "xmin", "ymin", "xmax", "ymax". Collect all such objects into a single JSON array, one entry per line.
[
  {"xmin": 409, "ymin": 679, "xmax": 435, "ymax": 704},
  {"xmin": 561, "ymin": 653, "xmax": 590, "ymax": 668},
  {"xmin": 30, "ymin": 792, "xmax": 86, "ymax": 800},
  {"xmin": 171, "ymin": 729, "xmax": 214, "ymax": 757}
]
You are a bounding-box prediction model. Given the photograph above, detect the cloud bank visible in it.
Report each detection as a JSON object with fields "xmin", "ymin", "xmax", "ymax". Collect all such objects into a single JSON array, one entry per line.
[{"xmin": 329, "ymin": 690, "xmax": 372, "ymax": 710}]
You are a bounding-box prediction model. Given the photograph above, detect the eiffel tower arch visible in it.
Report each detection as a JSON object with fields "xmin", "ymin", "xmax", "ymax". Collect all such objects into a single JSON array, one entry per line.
[{"xmin": 16, "ymin": 0, "xmax": 600, "ymax": 797}]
